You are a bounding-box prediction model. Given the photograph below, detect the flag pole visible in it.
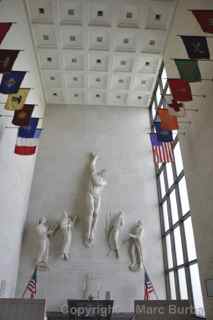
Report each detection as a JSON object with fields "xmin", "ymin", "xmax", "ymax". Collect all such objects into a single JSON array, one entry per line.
[
  {"xmin": 185, "ymin": 108, "xmax": 199, "ymax": 112},
  {"xmin": 0, "ymin": 114, "xmax": 13, "ymax": 118},
  {"xmin": 162, "ymin": 77, "xmax": 213, "ymax": 81},
  {"xmin": 179, "ymin": 120, "xmax": 192, "ymax": 124},
  {"xmin": 170, "ymin": 58, "xmax": 213, "ymax": 62},
  {"xmin": 145, "ymin": 131, "xmax": 186, "ymax": 136},
  {"xmin": 176, "ymin": 34, "xmax": 213, "ymax": 38}
]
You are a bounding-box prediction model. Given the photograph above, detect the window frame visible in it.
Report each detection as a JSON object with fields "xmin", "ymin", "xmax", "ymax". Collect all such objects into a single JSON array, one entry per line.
[{"xmin": 149, "ymin": 63, "xmax": 205, "ymax": 317}]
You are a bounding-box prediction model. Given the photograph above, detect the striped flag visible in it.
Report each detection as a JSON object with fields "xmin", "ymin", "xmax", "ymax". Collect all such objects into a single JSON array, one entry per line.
[
  {"xmin": 144, "ymin": 270, "xmax": 155, "ymax": 300},
  {"xmin": 150, "ymin": 133, "xmax": 174, "ymax": 164},
  {"xmin": 23, "ymin": 267, "xmax": 37, "ymax": 298}
]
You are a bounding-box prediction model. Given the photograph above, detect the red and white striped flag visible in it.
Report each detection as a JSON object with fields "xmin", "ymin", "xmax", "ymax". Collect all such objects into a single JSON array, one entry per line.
[
  {"xmin": 22, "ymin": 267, "xmax": 37, "ymax": 299},
  {"xmin": 150, "ymin": 133, "xmax": 174, "ymax": 164},
  {"xmin": 144, "ymin": 270, "xmax": 155, "ymax": 300}
]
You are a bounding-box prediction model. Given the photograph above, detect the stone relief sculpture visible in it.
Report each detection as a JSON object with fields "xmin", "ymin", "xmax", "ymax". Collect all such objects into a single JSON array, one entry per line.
[
  {"xmin": 60, "ymin": 211, "xmax": 77, "ymax": 260},
  {"xmin": 83, "ymin": 273, "xmax": 101, "ymax": 300},
  {"xmin": 128, "ymin": 220, "xmax": 143, "ymax": 272},
  {"xmin": 84, "ymin": 153, "xmax": 107, "ymax": 247},
  {"xmin": 106, "ymin": 211, "xmax": 125, "ymax": 258},
  {"xmin": 35, "ymin": 217, "xmax": 56, "ymax": 270}
]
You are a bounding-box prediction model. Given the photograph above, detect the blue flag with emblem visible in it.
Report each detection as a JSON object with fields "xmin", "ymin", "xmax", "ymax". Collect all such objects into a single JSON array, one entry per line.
[
  {"xmin": 181, "ymin": 35, "xmax": 210, "ymax": 59},
  {"xmin": 18, "ymin": 118, "xmax": 39, "ymax": 138},
  {"xmin": 0, "ymin": 71, "xmax": 26, "ymax": 94}
]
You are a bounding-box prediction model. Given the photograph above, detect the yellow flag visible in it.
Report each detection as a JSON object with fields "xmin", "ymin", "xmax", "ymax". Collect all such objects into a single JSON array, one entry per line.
[{"xmin": 5, "ymin": 88, "xmax": 30, "ymax": 111}]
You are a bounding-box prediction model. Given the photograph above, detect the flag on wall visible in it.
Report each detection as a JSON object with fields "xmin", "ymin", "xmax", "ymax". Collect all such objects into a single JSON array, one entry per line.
[
  {"xmin": 168, "ymin": 79, "xmax": 192, "ymax": 101},
  {"xmin": 0, "ymin": 49, "xmax": 20, "ymax": 73},
  {"xmin": 153, "ymin": 120, "xmax": 174, "ymax": 142},
  {"xmin": 192, "ymin": 10, "xmax": 213, "ymax": 33},
  {"xmin": 174, "ymin": 59, "xmax": 201, "ymax": 82},
  {"xmin": 180, "ymin": 35, "xmax": 210, "ymax": 59},
  {"xmin": 158, "ymin": 108, "xmax": 179, "ymax": 130},
  {"xmin": 15, "ymin": 138, "xmax": 38, "ymax": 156},
  {"xmin": 0, "ymin": 71, "xmax": 26, "ymax": 94},
  {"xmin": 18, "ymin": 117, "xmax": 39, "ymax": 138},
  {"xmin": 144, "ymin": 269, "xmax": 155, "ymax": 300},
  {"xmin": 12, "ymin": 104, "xmax": 34, "ymax": 126},
  {"xmin": 0, "ymin": 23, "xmax": 12, "ymax": 45},
  {"xmin": 4, "ymin": 88, "xmax": 30, "ymax": 111},
  {"xmin": 22, "ymin": 267, "xmax": 37, "ymax": 297},
  {"xmin": 150, "ymin": 133, "xmax": 174, "ymax": 163}
]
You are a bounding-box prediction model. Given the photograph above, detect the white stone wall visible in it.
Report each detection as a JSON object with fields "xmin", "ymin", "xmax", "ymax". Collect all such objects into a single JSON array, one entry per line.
[{"xmin": 16, "ymin": 105, "xmax": 165, "ymax": 312}]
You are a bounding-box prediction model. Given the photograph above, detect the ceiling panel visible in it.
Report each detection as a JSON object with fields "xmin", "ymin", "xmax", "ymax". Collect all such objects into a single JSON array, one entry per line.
[{"xmin": 26, "ymin": 0, "xmax": 176, "ymax": 107}]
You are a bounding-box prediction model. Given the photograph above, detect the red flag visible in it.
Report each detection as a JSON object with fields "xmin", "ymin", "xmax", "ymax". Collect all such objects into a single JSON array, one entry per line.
[
  {"xmin": 192, "ymin": 10, "xmax": 213, "ymax": 33},
  {"xmin": 158, "ymin": 108, "xmax": 179, "ymax": 130},
  {"xmin": 168, "ymin": 79, "xmax": 192, "ymax": 101},
  {"xmin": 0, "ymin": 23, "xmax": 12, "ymax": 45},
  {"xmin": 15, "ymin": 145, "xmax": 37, "ymax": 156}
]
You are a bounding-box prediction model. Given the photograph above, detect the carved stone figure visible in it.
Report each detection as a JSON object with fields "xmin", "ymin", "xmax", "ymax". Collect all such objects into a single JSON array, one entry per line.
[
  {"xmin": 106, "ymin": 211, "xmax": 125, "ymax": 258},
  {"xmin": 128, "ymin": 220, "xmax": 143, "ymax": 272},
  {"xmin": 84, "ymin": 153, "xmax": 107, "ymax": 247},
  {"xmin": 35, "ymin": 217, "xmax": 54, "ymax": 270},
  {"xmin": 83, "ymin": 273, "xmax": 101, "ymax": 300},
  {"xmin": 60, "ymin": 211, "xmax": 76, "ymax": 260}
]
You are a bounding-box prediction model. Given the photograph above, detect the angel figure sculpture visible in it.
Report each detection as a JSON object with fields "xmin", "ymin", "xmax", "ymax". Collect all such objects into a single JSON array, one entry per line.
[
  {"xmin": 60, "ymin": 211, "xmax": 77, "ymax": 260},
  {"xmin": 84, "ymin": 153, "xmax": 107, "ymax": 247},
  {"xmin": 128, "ymin": 220, "xmax": 143, "ymax": 272},
  {"xmin": 106, "ymin": 211, "xmax": 125, "ymax": 258}
]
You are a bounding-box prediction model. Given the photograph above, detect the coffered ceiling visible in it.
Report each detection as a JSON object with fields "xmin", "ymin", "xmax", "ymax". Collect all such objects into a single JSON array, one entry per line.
[{"xmin": 25, "ymin": 0, "xmax": 176, "ymax": 107}]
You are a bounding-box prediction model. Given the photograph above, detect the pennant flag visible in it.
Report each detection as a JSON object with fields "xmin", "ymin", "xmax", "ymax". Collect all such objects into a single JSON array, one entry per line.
[
  {"xmin": 153, "ymin": 121, "xmax": 174, "ymax": 142},
  {"xmin": 0, "ymin": 23, "xmax": 12, "ymax": 45},
  {"xmin": 12, "ymin": 104, "xmax": 34, "ymax": 126},
  {"xmin": 0, "ymin": 71, "xmax": 26, "ymax": 94},
  {"xmin": 181, "ymin": 35, "xmax": 210, "ymax": 59},
  {"xmin": 158, "ymin": 108, "xmax": 179, "ymax": 130},
  {"xmin": 22, "ymin": 267, "xmax": 37, "ymax": 298},
  {"xmin": 192, "ymin": 10, "xmax": 213, "ymax": 34},
  {"xmin": 18, "ymin": 117, "xmax": 39, "ymax": 138},
  {"xmin": 0, "ymin": 49, "xmax": 19, "ymax": 73},
  {"xmin": 168, "ymin": 79, "xmax": 192, "ymax": 101},
  {"xmin": 15, "ymin": 138, "xmax": 39, "ymax": 156},
  {"xmin": 150, "ymin": 133, "xmax": 174, "ymax": 163},
  {"xmin": 174, "ymin": 59, "xmax": 201, "ymax": 82},
  {"xmin": 144, "ymin": 269, "xmax": 155, "ymax": 300},
  {"xmin": 4, "ymin": 88, "xmax": 30, "ymax": 111}
]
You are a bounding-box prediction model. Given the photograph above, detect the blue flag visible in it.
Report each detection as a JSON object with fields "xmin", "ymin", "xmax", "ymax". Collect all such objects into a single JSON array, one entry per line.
[
  {"xmin": 153, "ymin": 120, "xmax": 173, "ymax": 142},
  {"xmin": 0, "ymin": 71, "xmax": 26, "ymax": 94},
  {"xmin": 18, "ymin": 118, "xmax": 39, "ymax": 138},
  {"xmin": 181, "ymin": 35, "xmax": 210, "ymax": 59}
]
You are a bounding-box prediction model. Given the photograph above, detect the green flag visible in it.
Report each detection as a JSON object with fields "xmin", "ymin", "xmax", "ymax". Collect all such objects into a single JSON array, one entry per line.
[{"xmin": 174, "ymin": 59, "xmax": 202, "ymax": 82}]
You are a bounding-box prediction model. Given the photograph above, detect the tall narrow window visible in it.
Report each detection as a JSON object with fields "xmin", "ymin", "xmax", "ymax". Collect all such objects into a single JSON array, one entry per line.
[{"xmin": 149, "ymin": 64, "xmax": 205, "ymax": 317}]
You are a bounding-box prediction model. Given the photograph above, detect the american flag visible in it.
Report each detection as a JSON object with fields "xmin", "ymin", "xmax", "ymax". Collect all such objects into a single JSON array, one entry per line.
[
  {"xmin": 150, "ymin": 133, "xmax": 174, "ymax": 164},
  {"xmin": 144, "ymin": 270, "xmax": 155, "ymax": 300},
  {"xmin": 23, "ymin": 267, "xmax": 37, "ymax": 298}
]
